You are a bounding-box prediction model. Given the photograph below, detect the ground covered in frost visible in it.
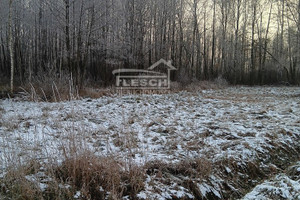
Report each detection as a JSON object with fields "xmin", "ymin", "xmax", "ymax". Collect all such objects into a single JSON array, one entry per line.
[{"xmin": 0, "ymin": 86, "xmax": 300, "ymax": 199}]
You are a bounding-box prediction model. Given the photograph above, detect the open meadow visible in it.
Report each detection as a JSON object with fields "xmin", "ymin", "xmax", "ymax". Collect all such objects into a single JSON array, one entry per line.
[{"xmin": 0, "ymin": 86, "xmax": 300, "ymax": 199}]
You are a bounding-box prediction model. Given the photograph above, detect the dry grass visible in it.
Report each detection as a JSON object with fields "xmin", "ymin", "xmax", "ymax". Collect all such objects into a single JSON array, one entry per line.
[
  {"xmin": 1, "ymin": 74, "xmax": 230, "ymax": 102},
  {"xmin": 145, "ymin": 157, "xmax": 212, "ymax": 180},
  {"xmin": 18, "ymin": 72, "xmax": 79, "ymax": 102},
  {"xmin": 77, "ymin": 78, "xmax": 228, "ymax": 99},
  {"xmin": 20, "ymin": 81, "xmax": 115, "ymax": 102},
  {"xmin": 0, "ymin": 160, "xmax": 45, "ymax": 200},
  {"xmin": 1, "ymin": 153, "xmax": 145, "ymax": 200},
  {"xmin": 1, "ymin": 133, "xmax": 299, "ymax": 199},
  {"xmin": 54, "ymin": 153, "xmax": 144, "ymax": 199},
  {"xmin": 171, "ymin": 77, "xmax": 229, "ymax": 93},
  {"xmin": 78, "ymin": 87, "xmax": 114, "ymax": 99},
  {"xmin": 0, "ymin": 113, "xmax": 145, "ymax": 199},
  {"xmin": 18, "ymin": 81, "xmax": 115, "ymax": 102}
]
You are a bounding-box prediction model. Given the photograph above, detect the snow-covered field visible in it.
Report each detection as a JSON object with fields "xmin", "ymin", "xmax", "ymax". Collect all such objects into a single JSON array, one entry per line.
[{"xmin": 0, "ymin": 86, "xmax": 299, "ymax": 199}]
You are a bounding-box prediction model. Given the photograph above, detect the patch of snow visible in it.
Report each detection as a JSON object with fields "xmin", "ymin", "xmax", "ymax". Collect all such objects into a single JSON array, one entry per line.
[
  {"xmin": 25, "ymin": 174, "xmax": 48, "ymax": 192},
  {"xmin": 74, "ymin": 191, "xmax": 81, "ymax": 199},
  {"xmin": 225, "ymin": 167, "xmax": 232, "ymax": 173},
  {"xmin": 198, "ymin": 183, "xmax": 210, "ymax": 197},
  {"xmin": 242, "ymin": 174, "xmax": 300, "ymax": 200},
  {"xmin": 137, "ymin": 191, "xmax": 147, "ymax": 199}
]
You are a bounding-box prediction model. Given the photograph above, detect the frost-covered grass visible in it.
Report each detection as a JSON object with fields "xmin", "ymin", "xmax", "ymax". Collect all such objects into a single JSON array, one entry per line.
[
  {"xmin": 242, "ymin": 161, "xmax": 300, "ymax": 200},
  {"xmin": 0, "ymin": 86, "xmax": 299, "ymax": 199}
]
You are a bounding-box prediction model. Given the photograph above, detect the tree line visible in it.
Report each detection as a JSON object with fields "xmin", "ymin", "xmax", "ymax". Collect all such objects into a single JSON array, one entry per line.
[{"xmin": 1, "ymin": 0, "xmax": 300, "ymax": 92}]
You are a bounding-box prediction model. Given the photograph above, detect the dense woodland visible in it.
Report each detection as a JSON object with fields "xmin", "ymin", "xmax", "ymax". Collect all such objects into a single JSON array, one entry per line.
[{"xmin": 0, "ymin": 0, "xmax": 300, "ymax": 91}]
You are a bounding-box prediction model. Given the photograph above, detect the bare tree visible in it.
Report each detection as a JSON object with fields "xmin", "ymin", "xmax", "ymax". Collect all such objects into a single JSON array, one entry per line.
[
  {"xmin": 1, "ymin": 0, "xmax": 300, "ymax": 89},
  {"xmin": 8, "ymin": 0, "xmax": 14, "ymax": 93}
]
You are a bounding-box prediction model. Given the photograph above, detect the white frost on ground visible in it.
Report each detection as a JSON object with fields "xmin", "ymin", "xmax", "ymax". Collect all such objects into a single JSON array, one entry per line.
[
  {"xmin": 242, "ymin": 173, "xmax": 300, "ymax": 200},
  {"xmin": 0, "ymin": 86, "xmax": 300, "ymax": 199}
]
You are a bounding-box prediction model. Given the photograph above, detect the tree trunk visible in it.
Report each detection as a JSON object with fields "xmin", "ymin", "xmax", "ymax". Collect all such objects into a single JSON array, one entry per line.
[
  {"xmin": 211, "ymin": 0, "xmax": 216, "ymax": 78},
  {"xmin": 8, "ymin": 0, "xmax": 14, "ymax": 93},
  {"xmin": 250, "ymin": 0, "xmax": 257, "ymax": 85},
  {"xmin": 65, "ymin": 0, "xmax": 71, "ymax": 74},
  {"xmin": 262, "ymin": 3, "xmax": 273, "ymax": 84}
]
